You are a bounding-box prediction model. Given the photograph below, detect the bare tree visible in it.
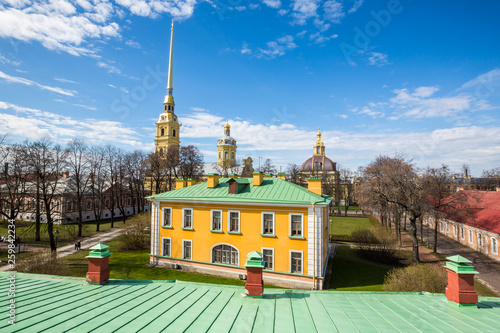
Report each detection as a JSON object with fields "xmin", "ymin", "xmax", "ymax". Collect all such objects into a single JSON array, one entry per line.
[
  {"xmin": 65, "ymin": 139, "xmax": 91, "ymax": 237},
  {"xmin": 146, "ymin": 151, "xmax": 169, "ymax": 195},
  {"xmin": 261, "ymin": 158, "xmax": 276, "ymax": 175},
  {"xmin": 361, "ymin": 155, "xmax": 425, "ymax": 262},
  {"xmin": 421, "ymin": 165, "xmax": 477, "ymax": 253},
  {"xmin": 26, "ymin": 139, "xmax": 67, "ymax": 251},
  {"xmin": 176, "ymin": 145, "xmax": 204, "ymax": 180},
  {"xmin": 124, "ymin": 150, "xmax": 148, "ymax": 214},
  {"xmin": 286, "ymin": 163, "xmax": 301, "ymax": 184},
  {"xmin": 89, "ymin": 145, "xmax": 107, "ymax": 232},
  {"xmin": 104, "ymin": 145, "xmax": 120, "ymax": 228},
  {"xmin": 338, "ymin": 167, "xmax": 353, "ymax": 216},
  {"xmin": 0, "ymin": 142, "xmax": 30, "ymax": 222}
]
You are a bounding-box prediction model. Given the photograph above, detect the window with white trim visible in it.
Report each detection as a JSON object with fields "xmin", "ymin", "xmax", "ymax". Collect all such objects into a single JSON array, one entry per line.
[
  {"xmin": 478, "ymin": 233, "xmax": 483, "ymax": 248},
  {"xmin": 492, "ymin": 237, "xmax": 498, "ymax": 255},
  {"xmin": 290, "ymin": 251, "xmax": 303, "ymax": 274},
  {"xmin": 446, "ymin": 222, "xmax": 450, "ymax": 234},
  {"xmin": 183, "ymin": 209, "xmax": 193, "ymax": 228},
  {"xmin": 262, "ymin": 248, "xmax": 274, "ymax": 270},
  {"xmin": 453, "ymin": 225, "xmax": 457, "ymax": 237},
  {"xmin": 162, "ymin": 207, "xmax": 172, "ymax": 227},
  {"xmin": 460, "ymin": 226, "xmax": 465, "ymax": 240},
  {"xmin": 290, "ymin": 214, "xmax": 303, "ymax": 237},
  {"xmin": 211, "ymin": 210, "xmax": 222, "ymax": 231},
  {"xmin": 86, "ymin": 199, "xmax": 92, "ymax": 210},
  {"xmin": 229, "ymin": 211, "xmax": 240, "ymax": 232},
  {"xmin": 183, "ymin": 240, "xmax": 192, "ymax": 260},
  {"xmin": 468, "ymin": 229, "xmax": 473, "ymax": 244},
  {"xmin": 262, "ymin": 213, "xmax": 275, "ymax": 235},
  {"xmin": 440, "ymin": 222, "xmax": 444, "ymax": 232},
  {"xmin": 162, "ymin": 238, "xmax": 171, "ymax": 256},
  {"xmin": 212, "ymin": 244, "xmax": 238, "ymax": 265}
]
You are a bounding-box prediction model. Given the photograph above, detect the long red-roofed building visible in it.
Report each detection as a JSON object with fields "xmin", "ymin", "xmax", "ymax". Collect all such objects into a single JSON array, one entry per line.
[{"xmin": 424, "ymin": 188, "xmax": 500, "ymax": 262}]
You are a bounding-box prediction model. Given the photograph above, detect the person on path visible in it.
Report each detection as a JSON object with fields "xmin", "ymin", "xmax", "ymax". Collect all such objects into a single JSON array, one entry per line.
[
  {"xmin": 77, "ymin": 240, "xmax": 81, "ymax": 250},
  {"xmin": 74, "ymin": 240, "xmax": 78, "ymax": 250}
]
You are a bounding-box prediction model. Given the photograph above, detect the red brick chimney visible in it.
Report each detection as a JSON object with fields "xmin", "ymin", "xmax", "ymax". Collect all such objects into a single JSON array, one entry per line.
[
  {"xmin": 244, "ymin": 251, "xmax": 265, "ymax": 297},
  {"xmin": 86, "ymin": 243, "xmax": 111, "ymax": 284},
  {"xmin": 444, "ymin": 255, "xmax": 478, "ymax": 305}
]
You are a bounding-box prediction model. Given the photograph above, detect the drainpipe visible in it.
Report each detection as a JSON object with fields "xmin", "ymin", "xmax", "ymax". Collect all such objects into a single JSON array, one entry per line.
[
  {"xmin": 151, "ymin": 200, "xmax": 157, "ymax": 266},
  {"xmin": 312, "ymin": 202, "xmax": 316, "ymax": 290}
]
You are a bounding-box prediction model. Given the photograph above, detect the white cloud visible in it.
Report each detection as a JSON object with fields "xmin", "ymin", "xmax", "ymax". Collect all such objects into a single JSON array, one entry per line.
[
  {"xmin": 0, "ymin": 100, "xmax": 150, "ymax": 149},
  {"xmin": 257, "ymin": 35, "xmax": 298, "ymax": 58},
  {"xmin": 97, "ymin": 61, "xmax": 121, "ymax": 74},
  {"xmin": 241, "ymin": 42, "xmax": 251, "ymax": 55},
  {"xmin": 125, "ymin": 40, "xmax": 141, "ymax": 49},
  {"xmin": 178, "ymin": 107, "xmax": 500, "ymax": 172},
  {"xmin": 0, "ymin": 54, "xmax": 21, "ymax": 66},
  {"xmin": 460, "ymin": 69, "xmax": 500, "ymax": 90},
  {"xmin": 338, "ymin": 114, "xmax": 348, "ymax": 119},
  {"xmin": 290, "ymin": 0, "xmax": 320, "ymax": 25},
  {"xmin": 310, "ymin": 32, "xmax": 338, "ymax": 44},
  {"xmin": 0, "ymin": 70, "xmax": 77, "ymax": 96},
  {"xmin": 261, "ymin": 0, "xmax": 281, "ymax": 9},
  {"xmin": 323, "ymin": 0, "xmax": 345, "ymax": 23},
  {"xmin": 234, "ymin": 6, "xmax": 246, "ymax": 11},
  {"xmin": 278, "ymin": 8, "xmax": 288, "ymax": 15},
  {"xmin": 54, "ymin": 77, "xmax": 78, "ymax": 84},
  {"xmin": 0, "ymin": 1, "xmax": 197, "ymax": 57},
  {"xmin": 190, "ymin": 106, "xmax": 209, "ymax": 112},
  {"xmin": 348, "ymin": 0, "xmax": 363, "ymax": 14},
  {"xmin": 249, "ymin": 3, "xmax": 260, "ymax": 9},
  {"xmin": 367, "ymin": 52, "xmax": 390, "ymax": 66}
]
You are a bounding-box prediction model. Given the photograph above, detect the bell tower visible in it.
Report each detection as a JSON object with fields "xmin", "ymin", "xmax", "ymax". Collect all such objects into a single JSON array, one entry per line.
[
  {"xmin": 155, "ymin": 20, "xmax": 181, "ymax": 156},
  {"xmin": 313, "ymin": 128, "xmax": 325, "ymax": 156},
  {"xmin": 217, "ymin": 121, "xmax": 237, "ymax": 169}
]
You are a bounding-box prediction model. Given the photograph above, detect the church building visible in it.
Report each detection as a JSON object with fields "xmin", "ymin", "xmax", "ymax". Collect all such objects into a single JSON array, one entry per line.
[{"xmin": 154, "ymin": 20, "xmax": 181, "ymax": 157}]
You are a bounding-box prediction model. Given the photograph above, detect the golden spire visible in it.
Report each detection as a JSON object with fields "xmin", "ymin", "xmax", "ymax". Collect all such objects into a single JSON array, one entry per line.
[
  {"xmin": 224, "ymin": 119, "xmax": 230, "ymax": 130},
  {"xmin": 317, "ymin": 127, "xmax": 321, "ymax": 140},
  {"xmin": 314, "ymin": 128, "xmax": 325, "ymax": 156},
  {"xmin": 164, "ymin": 19, "xmax": 175, "ymax": 105}
]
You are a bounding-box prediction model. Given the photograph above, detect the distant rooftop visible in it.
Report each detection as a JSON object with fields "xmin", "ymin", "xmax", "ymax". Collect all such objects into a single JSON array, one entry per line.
[
  {"xmin": 1, "ymin": 273, "xmax": 499, "ymax": 332},
  {"xmin": 149, "ymin": 177, "xmax": 332, "ymax": 205}
]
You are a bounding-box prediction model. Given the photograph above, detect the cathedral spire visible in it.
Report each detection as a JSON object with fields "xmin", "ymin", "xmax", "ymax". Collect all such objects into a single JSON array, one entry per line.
[
  {"xmin": 164, "ymin": 19, "xmax": 175, "ymax": 106},
  {"xmin": 313, "ymin": 128, "xmax": 325, "ymax": 156}
]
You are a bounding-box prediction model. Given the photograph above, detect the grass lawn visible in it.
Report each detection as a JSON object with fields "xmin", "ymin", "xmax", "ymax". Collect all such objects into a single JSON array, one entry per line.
[
  {"xmin": 63, "ymin": 237, "xmax": 280, "ymax": 288},
  {"xmin": 0, "ymin": 217, "xmax": 129, "ymax": 248},
  {"xmin": 329, "ymin": 246, "xmax": 402, "ymax": 291},
  {"xmin": 329, "ymin": 216, "xmax": 374, "ymax": 242}
]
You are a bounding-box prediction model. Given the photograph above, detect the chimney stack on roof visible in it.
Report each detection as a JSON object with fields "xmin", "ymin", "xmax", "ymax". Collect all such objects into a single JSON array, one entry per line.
[
  {"xmin": 176, "ymin": 178, "xmax": 186, "ymax": 189},
  {"xmin": 207, "ymin": 174, "xmax": 219, "ymax": 188},
  {"xmin": 277, "ymin": 173, "xmax": 286, "ymax": 180},
  {"xmin": 253, "ymin": 171, "xmax": 264, "ymax": 186},
  {"xmin": 86, "ymin": 243, "xmax": 111, "ymax": 285},
  {"xmin": 244, "ymin": 251, "xmax": 265, "ymax": 297},
  {"xmin": 444, "ymin": 255, "xmax": 478, "ymax": 305},
  {"xmin": 308, "ymin": 177, "xmax": 322, "ymax": 196}
]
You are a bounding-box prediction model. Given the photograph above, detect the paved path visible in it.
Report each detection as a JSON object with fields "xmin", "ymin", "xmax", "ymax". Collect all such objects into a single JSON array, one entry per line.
[
  {"xmin": 0, "ymin": 228, "xmax": 123, "ymax": 272},
  {"xmin": 420, "ymin": 224, "xmax": 500, "ymax": 296}
]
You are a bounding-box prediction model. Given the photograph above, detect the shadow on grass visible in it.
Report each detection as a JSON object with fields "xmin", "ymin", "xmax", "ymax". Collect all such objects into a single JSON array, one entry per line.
[{"xmin": 329, "ymin": 247, "xmax": 409, "ymax": 291}]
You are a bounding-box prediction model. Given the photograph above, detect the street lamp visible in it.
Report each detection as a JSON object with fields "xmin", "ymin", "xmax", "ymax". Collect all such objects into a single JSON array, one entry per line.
[{"xmin": 54, "ymin": 229, "xmax": 60, "ymax": 250}]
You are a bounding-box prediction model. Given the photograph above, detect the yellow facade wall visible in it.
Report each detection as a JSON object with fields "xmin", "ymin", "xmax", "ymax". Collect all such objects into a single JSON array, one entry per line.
[{"xmin": 158, "ymin": 202, "xmax": 310, "ymax": 275}]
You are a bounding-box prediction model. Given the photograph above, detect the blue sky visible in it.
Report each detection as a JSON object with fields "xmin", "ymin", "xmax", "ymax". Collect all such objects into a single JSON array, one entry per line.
[{"xmin": 0, "ymin": 0, "xmax": 499, "ymax": 175}]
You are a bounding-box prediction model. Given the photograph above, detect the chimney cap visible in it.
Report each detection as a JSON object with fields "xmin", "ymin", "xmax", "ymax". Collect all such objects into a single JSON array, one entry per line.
[
  {"xmin": 253, "ymin": 171, "xmax": 263, "ymax": 174},
  {"xmin": 86, "ymin": 243, "xmax": 111, "ymax": 258},
  {"xmin": 208, "ymin": 173, "xmax": 219, "ymax": 176},
  {"xmin": 308, "ymin": 176, "xmax": 322, "ymax": 180},
  {"xmin": 444, "ymin": 255, "xmax": 478, "ymax": 274},
  {"xmin": 245, "ymin": 251, "xmax": 265, "ymax": 268}
]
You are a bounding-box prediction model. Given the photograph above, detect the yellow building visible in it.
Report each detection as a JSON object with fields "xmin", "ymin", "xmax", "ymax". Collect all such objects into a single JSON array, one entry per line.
[
  {"xmin": 154, "ymin": 20, "xmax": 181, "ymax": 156},
  {"xmin": 148, "ymin": 172, "xmax": 332, "ymax": 289},
  {"xmin": 217, "ymin": 121, "xmax": 237, "ymax": 169}
]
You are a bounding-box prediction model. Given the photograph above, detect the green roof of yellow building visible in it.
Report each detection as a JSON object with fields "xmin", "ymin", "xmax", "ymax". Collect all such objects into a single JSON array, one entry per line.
[
  {"xmin": 148, "ymin": 177, "xmax": 332, "ymax": 205},
  {"xmin": 1, "ymin": 272, "xmax": 500, "ymax": 332}
]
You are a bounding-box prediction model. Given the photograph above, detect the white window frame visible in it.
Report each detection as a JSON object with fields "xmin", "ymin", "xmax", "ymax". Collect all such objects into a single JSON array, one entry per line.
[
  {"xmin": 211, "ymin": 209, "xmax": 223, "ymax": 231},
  {"xmin": 162, "ymin": 207, "xmax": 172, "ymax": 227},
  {"xmin": 261, "ymin": 212, "xmax": 275, "ymax": 236},
  {"xmin": 453, "ymin": 224, "xmax": 457, "ymax": 237},
  {"xmin": 182, "ymin": 240, "xmax": 192, "ymax": 260},
  {"xmin": 262, "ymin": 247, "xmax": 274, "ymax": 271},
  {"xmin": 182, "ymin": 208, "xmax": 193, "ymax": 229},
  {"xmin": 289, "ymin": 213, "xmax": 304, "ymax": 237},
  {"xmin": 440, "ymin": 222, "xmax": 444, "ymax": 232},
  {"xmin": 289, "ymin": 250, "xmax": 303, "ymax": 274},
  {"xmin": 478, "ymin": 233, "xmax": 483, "ymax": 248},
  {"xmin": 445, "ymin": 222, "xmax": 450, "ymax": 234},
  {"xmin": 460, "ymin": 226, "xmax": 465, "ymax": 240},
  {"xmin": 492, "ymin": 237, "xmax": 498, "ymax": 255},
  {"xmin": 210, "ymin": 243, "xmax": 239, "ymax": 266},
  {"xmin": 468, "ymin": 229, "xmax": 473, "ymax": 244},
  {"xmin": 162, "ymin": 237, "xmax": 171, "ymax": 257},
  {"xmin": 228, "ymin": 210, "xmax": 240, "ymax": 232}
]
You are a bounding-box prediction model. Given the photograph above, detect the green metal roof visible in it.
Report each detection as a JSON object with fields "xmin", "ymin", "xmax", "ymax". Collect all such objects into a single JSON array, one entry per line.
[
  {"xmin": 1, "ymin": 272, "xmax": 499, "ymax": 332},
  {"xmin": 148, "ymin": 178, "xmax": 332, "ymax": 205}
]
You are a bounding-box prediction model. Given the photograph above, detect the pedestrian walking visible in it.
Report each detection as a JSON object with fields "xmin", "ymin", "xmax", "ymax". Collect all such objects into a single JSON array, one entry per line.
[
  {"xmin": 74, "ymin": 240, "xmax": 78, "ymax": 250},
  {"xmin": 77, "ymin": 240, "xmax": 81, "ymax": 250}
]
